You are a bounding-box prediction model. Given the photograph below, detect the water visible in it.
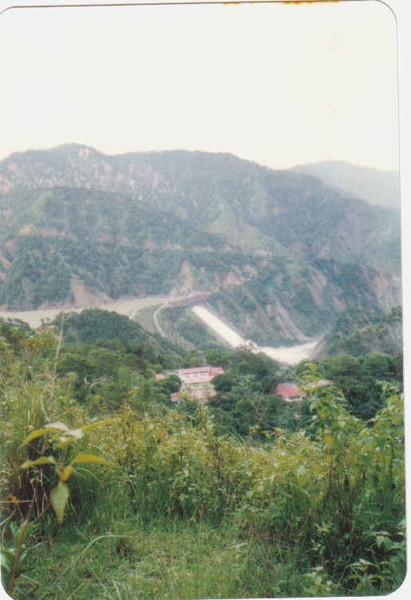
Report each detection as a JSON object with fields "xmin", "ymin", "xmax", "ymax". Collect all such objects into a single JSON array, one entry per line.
[{"xmin": 191, "ymin": 304, "xmax": 319, "ymax": 365}]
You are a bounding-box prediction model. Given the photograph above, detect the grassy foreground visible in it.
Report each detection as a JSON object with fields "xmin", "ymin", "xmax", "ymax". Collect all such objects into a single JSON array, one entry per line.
[
  {"xmin": 14, "ymin": 518, "xmax": 336, "ymax": 600},
  {"xmin": 0, "ymin": 326, "xmax": 406, "ymax": 599}
]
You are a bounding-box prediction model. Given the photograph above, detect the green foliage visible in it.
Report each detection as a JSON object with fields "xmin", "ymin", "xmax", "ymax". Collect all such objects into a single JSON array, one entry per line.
[
  {"xmin": 311, "ymin": 351, "xmax": 403, "ymax": 419},
  {"xmin": 51, "ymin": 309, "xmax": 187, "ymax": 409},
  {"xmin": 325, "ymin": 305, "xmax": 403, "ymax": 356},
  {"xmin": 202, "ymin": 349, "xmax": 304, "ymax": 438},
  {"xmin": 210, "ymin": 374, "xmax": 283, "ymax": 438},
  {"xmin": 58, "ymin": 308, "xmax": 153, "ymax": 346},
  {"xmin": 158, "ymin": 374, "xmax": 182, "ymax": 394},
  {"xmin": 20, "ymin": 419, "xmax": 111, "ymax": 524},
  {"xmin": 0, "ymin": 323, "xmax": 406, "ymax": 598},
  {"xmin": 0, "ymin": 186, "xmax": 240, "ymax": 309},
  {"xmin": 204, "ymin": 347, "xmax": 280, "ymax": 380},
  {"xmin": 0, "ymin": 317, "xmax": 33, "ymax": 346},
  {"xmin": 1, "ymin": 520, "xmax": 39, "ymax": 598},
  {"xmin": 159, "ymin": 305, "xmax": 225, "ymax": 350}
]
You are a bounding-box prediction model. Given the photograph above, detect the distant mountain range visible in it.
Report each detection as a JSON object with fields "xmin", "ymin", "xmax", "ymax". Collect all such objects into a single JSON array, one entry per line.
[
  {"xmin": 291, "ymin": 160, "xmax": 400, "ymax": 210},
  {"xmin": 0, "ymin": 145, "xmax": 402, "ymax": 346}
]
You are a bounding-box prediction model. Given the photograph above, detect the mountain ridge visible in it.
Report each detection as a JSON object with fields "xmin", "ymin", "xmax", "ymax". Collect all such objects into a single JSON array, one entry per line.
[
  {"xmin": 290, "ymin": 160, "xmax": 400, "ymax": 209},
  {"xmin": 0, "ymin": 145, "xmax": 402, "ymax": 346}
]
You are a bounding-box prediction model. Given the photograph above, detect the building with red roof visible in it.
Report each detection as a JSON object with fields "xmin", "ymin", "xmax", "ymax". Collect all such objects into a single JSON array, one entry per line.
[{"xmin": 275, "ymin": 383, "xmax": 304, "ymax": 402}]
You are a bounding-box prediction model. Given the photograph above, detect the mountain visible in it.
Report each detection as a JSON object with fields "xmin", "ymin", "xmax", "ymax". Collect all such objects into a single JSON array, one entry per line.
[
  {"xmin": 0, "ymin": 145, "xmax": 402, "ymax": 346},
  {"xmin": 290, "ymin": 160, "xmax": 400, "ymax": 210},
  {"xmin": 318, "ymin": 306, "xmax": 403, "ymax": 357},
  {"xmin": 0, "ymin": 186, "xmax": 238, "ymax": 308}
]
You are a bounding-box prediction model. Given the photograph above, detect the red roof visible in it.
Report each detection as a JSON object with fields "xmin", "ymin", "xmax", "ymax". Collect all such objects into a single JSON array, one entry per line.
[{"xmin": 275, "ymin": 383, "xmax": 303, "ymax": 399}]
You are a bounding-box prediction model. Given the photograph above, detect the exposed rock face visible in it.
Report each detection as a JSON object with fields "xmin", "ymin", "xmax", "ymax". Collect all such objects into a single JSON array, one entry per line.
[
  {"xmin": 369, "ymin": 271, "xmax": 402, "ymax": 313},
  {"xmin": 273, "ymin": 301, "xmax": 310, "ymax": 343},
  {"xmin": 70, "ymin": 279, "xmax": 110, "ymax": 307},
  {"xmin": 305, "ymin": 271, "xmax": 328, "ymax": 308},
  {"xmin": 171, "ymin": 260, "xmax": 196, "ymax": 296}
]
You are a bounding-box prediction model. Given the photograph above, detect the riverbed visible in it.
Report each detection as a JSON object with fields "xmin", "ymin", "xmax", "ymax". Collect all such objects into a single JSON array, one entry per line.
[{"xmin": 191, "ymin": 304, "xmax": 319, "ymax": 365}]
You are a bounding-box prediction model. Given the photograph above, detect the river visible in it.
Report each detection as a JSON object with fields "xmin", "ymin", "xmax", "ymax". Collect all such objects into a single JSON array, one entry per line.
[{"xmin": 191, "ymin": 304, "xmax": 319, "ymax": 365}]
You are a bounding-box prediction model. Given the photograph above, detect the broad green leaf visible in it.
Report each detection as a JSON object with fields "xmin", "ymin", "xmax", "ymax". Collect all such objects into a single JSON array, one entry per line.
[
  {"xmin": 376, "ymin": 535, "xmax": 393, "ymax": 551},
  {"xmin": 70, "ymin": 454, "xmax": 107, "ymax": 466},
  {"xmin": 50, "ymin": 482, "xmax": 69, "ymax": 524},
  {"xmin": 20, "ymin": 456, "xmax": 56, "ymax": 469},
  {"xmin": 60, "ymin": 465, "xmax": 74, "ymax": 482}
]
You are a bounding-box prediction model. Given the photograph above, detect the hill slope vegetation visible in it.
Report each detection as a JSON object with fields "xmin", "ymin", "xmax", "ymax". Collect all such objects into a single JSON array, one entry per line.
[{"xmin": 0, "ymin": 145, "xmax": 402, "ymax": 346}]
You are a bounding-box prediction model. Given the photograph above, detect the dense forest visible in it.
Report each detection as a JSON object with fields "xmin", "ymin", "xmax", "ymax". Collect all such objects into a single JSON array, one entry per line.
[{"xmin": 0, "ymin": 311, "xmax": 405, "ymax": 598}]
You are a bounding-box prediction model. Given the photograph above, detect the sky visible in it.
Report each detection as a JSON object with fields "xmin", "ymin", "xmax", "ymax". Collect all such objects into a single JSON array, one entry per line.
[{"xmin": 0, "ymin": 0, "xmax": 400, "ymax": 171}]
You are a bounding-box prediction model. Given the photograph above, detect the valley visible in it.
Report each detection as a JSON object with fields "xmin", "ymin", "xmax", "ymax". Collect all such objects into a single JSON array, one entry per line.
[
  {"xmin": 0, "ymin": 144, "xmax": 404, "ymax": 600},
  {"xmin": 0, "ymin": 292, "xmax": 321, "ymax": 365},
  {"xmin": 0, "ymin": 144, "xmax": 402, "ymax": 353}
]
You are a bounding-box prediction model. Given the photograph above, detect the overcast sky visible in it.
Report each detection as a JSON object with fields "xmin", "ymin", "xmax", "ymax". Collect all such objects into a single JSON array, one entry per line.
[{"xmin": 0, "ymin": 0, "xmax": 400, "ymax": 170}]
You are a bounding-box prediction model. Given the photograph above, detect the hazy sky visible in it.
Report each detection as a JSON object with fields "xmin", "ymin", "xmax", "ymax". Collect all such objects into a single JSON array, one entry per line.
[{"xmin": 0, "ymin": 0, "xmax": 400, "ymax": 170}]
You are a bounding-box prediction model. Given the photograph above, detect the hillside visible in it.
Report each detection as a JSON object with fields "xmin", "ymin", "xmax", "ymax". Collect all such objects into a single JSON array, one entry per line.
[
  {"xmin": 0, "ymin": 145, "xmax": 402, "ymax": 346},
  {"xmin": 0, "ymin": 320, "xmax": 405, "ymax": 598},
  {"xmin": 54, "ymin": 307, "xmax": 186, "ymax": 358},
  {"xmin": 291, "ymin": 160, "xmax": 400, "ymax": 210},
  {"xmin": 320, "ymin": 306, "xmax": 403, "ymax": 357},
  {"xmin": 0, "ymin": 186, "xmax": 240, "ymax": 308}
]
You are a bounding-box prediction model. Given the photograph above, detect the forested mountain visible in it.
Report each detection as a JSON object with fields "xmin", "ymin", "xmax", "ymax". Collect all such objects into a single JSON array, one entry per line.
[
  {"xmin": 0, "ymin": 145, "xmax": 402, "ymax": 345},
  {"xmin": 291, "ymin": 160, "xmax": 400, "ymax": 210}
]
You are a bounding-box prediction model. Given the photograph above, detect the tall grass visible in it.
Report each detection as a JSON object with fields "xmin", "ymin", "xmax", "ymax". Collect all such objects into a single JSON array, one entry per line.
[{"xmin": 1, "ymin": 329, "xmax": 406, "ymax": 597}]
